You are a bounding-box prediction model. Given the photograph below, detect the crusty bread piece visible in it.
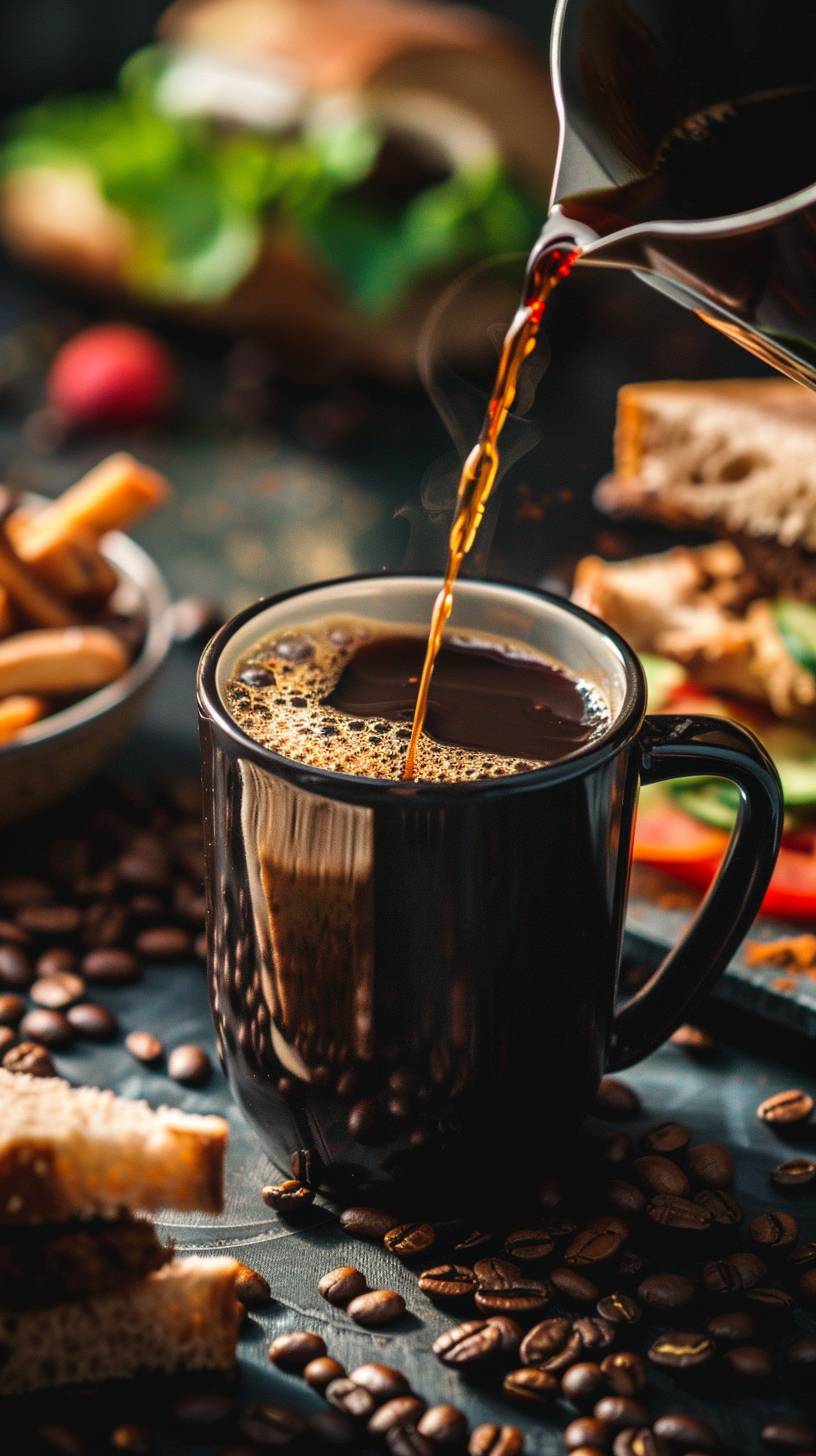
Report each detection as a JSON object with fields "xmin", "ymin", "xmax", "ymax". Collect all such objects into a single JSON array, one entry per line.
[
  {"xmin": 598, "ymin": 378, "xmax": 816, "ymax": 562},
  {"xmin": 0, "ymin": 1256, "xmax": 239, "ymax": 1394},
  {"xmin": 0, "ymin": 1070, "xmax": 227, "ymax": 1224}
]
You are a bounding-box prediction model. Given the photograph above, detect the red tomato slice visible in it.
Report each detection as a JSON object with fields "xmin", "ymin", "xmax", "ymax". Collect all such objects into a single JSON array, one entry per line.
[{"xmin": 634, "ymin": 794, "xmax": 729, "ymax": 864}]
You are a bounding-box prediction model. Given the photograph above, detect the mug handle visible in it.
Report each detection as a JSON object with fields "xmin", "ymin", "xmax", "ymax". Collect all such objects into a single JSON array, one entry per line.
[{"xmin": 608, "ymin": 713, "xmax": 783, "ymax": 1070}]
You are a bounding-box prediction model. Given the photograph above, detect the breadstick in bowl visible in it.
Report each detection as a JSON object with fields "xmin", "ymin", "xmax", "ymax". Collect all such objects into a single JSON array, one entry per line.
[
  {"xmin": 0, "ymin": 695, "xmax": 47, "ymax": 741},
  {"xmin": 0, "ymin": 626, "xmax": 128, "ymax": 697}
]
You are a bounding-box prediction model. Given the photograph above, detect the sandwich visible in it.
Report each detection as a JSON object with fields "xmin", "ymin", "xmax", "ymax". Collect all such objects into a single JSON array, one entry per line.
[
  {"xmin": 0, "ymin": 0, "xmax": 556, "ymax": 374},
  {"xmin": 0, "ymin": 1069, "xmax": 238, "ymax": 1395},
  {"xmin": 572, "ymin": 377, "xmax": 816, "ymax": 920}
]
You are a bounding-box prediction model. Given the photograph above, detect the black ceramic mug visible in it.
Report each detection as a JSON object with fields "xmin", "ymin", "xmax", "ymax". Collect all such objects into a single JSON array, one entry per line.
[{"xmin": 197, "ymin": 574, "xmax": 782, "ymax": 1204}]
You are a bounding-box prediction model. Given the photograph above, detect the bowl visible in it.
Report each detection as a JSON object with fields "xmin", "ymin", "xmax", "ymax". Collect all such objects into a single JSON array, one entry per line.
[{"xmin": 0, "ymin": 511, "xmax": 172, "ymax": 826}]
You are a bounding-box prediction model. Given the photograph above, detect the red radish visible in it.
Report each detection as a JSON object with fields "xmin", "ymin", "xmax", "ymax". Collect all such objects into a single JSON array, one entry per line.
[{"xmin": 48, "ymin": 324, "xmax": 176, "ymax": 426}]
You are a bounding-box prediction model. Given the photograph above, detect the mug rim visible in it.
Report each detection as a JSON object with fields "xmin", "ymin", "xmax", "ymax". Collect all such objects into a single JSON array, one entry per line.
[{"xmin": 197, "ymin": 572, "xmax": 646, "ymax": 802}]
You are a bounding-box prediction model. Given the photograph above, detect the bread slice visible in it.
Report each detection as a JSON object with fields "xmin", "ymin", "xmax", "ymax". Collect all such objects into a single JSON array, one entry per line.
[
  {"xmin": 0, "ymin": 1256, "xmax": 239, "ymax": 1394},
  {"xmin": 598, "ymin": 378, "xmax": 816, "ymax": 559},
  {"xmin": 0, "ymin": 1215, "xmax": 172, "ymax": 1309},
  {"xmin": 0, "ymin": 1070, "xmax": 227, "ymax": 1224}
]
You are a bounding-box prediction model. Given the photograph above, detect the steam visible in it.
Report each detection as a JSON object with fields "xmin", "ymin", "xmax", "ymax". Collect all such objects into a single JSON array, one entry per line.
[{"xmin": 400, "ymin": 254, "xmax": 551, "ymax": 573}]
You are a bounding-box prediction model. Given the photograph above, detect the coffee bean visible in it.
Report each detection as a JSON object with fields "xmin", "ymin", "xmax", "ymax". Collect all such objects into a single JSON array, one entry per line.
[
  {"xmin": 502, "ymin": 1367, "xmax": 558, "ymax": 1407},
  {"xmin": 758, "ymin": 1089, "xmax": 814, "ymax": 1125},
  {"xmin": 474, "ymin": 1275, "xmax": 552, "ymax": 1318},
  {"xmin": 290, "ymin": 1147, "xmax": 322, "ymax": 1186},
  {"xmin": 307, "ymin": 1408, "xmax": 356, "ymax": 1445},
  {"xmin": 595, "ymin": 1400, "xmax": 649, "ymax": 1434},
  {"xmin": 368, "ymin": 1396, "xmax": 427, "ymax": 1437},
  {"xmin": 604, "ymin": 1180, "xmax": 646, "ymax": 1217},
  {"xmin": 573, "ymin": 1317, "xmax": 618, "ymax": 1354},
  {"xmin": 799, "ymin": 1267, "xmax": 816, "ymax": 1306},
  {"xmin": 761, "ymin": 1423, "xmax": 816, "ymax": 1451},
  {"xmin": 653, "ymin": 1413, "xmax": 719, "ymax": 1451},
  {"xmin": 686, "ymin": 1143, "xmax": 734, "ymax": 1189},
  {"xmin": 304, "ymin": 1356, "xmax": 347, "ymax": 1391},
  {"xmin": 66, "ymin": 1001, "xmax": 117, "ymax": 1040},
  {"xmin": 29, "ymin": 972, "xmax": 85, "ymax": 1009},
  {"xmin": 418, "ymin": 1404, "xmax": 468, "ymax": 1447},
  {"xmin": 3, "ymin": 1039, "xmax": 55, "ymax": 1075},
  {"xmin": 520, "ymin": 1317, "xmax": 575, "ymax": 1369},
  {"xmin": 642, "ymin": 1123, "xmax": 690, "ymax": 1155},
  {"xmin": 504, "ymin": 1229, "xmax": 554, "ymax": 1263},
  {"xmin": 595, "ymin": 1078, "xmax": 641, "ymax": 1121},
  {"xmin": 702, "ymin": 1252, "xmax": 766, "ymax": 1295},
  {"xmin": 488, "ymin": 1316, "xmax": 524, "ymax": 1357},
  {"xmin": 648, "ymin": 1331, "xmax": 715, "ymax": 1368},
  {"xmin": 633, "ymin": 1156, "xmax": 690, "ymax": 1197},
  {"xmin": 646, "ymin": 1195, "xmax": 711, "ymax": 1232},
  {"xmin": 599, "ymin": 1352, "xmax": 646, "ymax": 1395},
  {"xmin": 601, "ymin": 1133, "xmax": 634, "ymax": 1165},
  {"xmin": 347, "ymin": 1096, "xmax": 385, "ymax": 1143},
  {"xmin": 707, "ymin": 1309, "xmax": 758, "ymax": 1343},
  {"xmin": 387, "ymin": 1427, "xmax": 434, "ymax": 1456},
  {"xmin": 235, "ymin": 1263, "xmax": 271, "ymax": 1308},
  {"xmin": 434, "ymin": 1320, "xmax": 502, "ymax": 1369},
  {"xmin": 125, "ymin": 1029, "xmax": 163, "ymax": 1064},
  {"xmin": 0, "ymin": 876, "xmax": 49, "ymax": 910},
  {"xmin": 238, "ymin": 1404, "xmax": 307, "ymax": 1445},
  {"xmin": 551, "ymin": 1268, "xmax": 602, "ymax": 1305},
  {"xmin": 0, "ymin": 1026, "xmax": 15, "ymax": 1054},
  {"xmin": 637, "ymin": 1274, "xmax": 695, "ymax": 1313},
  {"xmin": 19, "ymin": 1007, "xmax": 73, "ymax": 1048},
  {"xmin": 349, "ymin": 1364, "xmax": 410, "ymax": 1401},
  {"xmin": 339, "ymin": 1205, "xmax": 397, "ymax": 1240},
  {"xmin": 785, "ymin": 1336, "xmax": 816, "ymax": 1381},
  {"xmin": 0, "ymin": 945, "xmax": 32, "ymax": 988},
  {"xmin": 771, "ymin": 1158, "xmax": 816, "ymax": 1190},
  {"xmin": 453, "ymin": 1229, "xmax": 496, "ymax": 1258},
  {"xmin": 136, "ymin": 926, "xmax": 193, "ymax": 960},
  {"xmin": 168, "ymin": 1043, "xmax": 210, "ymax": 1086},
  {"xmin": 262, "ymin": 1179, "xmax": 315, "ymax": 1216},
  {"xmin": 0, "ymin": 918, "xmax": 29, "ymax": 946},
  {"xmin": 561, "ymin": 1362, "xmax": 608, "ymax": 1408},
  {"xmin": 36, "ymin": 947, "xmax": 77, "ymax": 978},
  {"xmin": 268, "ymin": 1329, "xmax": 326, "ymax": 1369},
  {"xmin": 469, "ymin": 1425, "xmax": 524, "ymax": 1456},
  {"xmin": 384, "ymin": 1222, "xmax": 435, "ymax": 1259},
  {"xmin": 347, "ymin": 1289, "xmax": 405, "ymax": 1326},
  {"xmin": 17, "ymin": 905, "xmax": 80, "ymax": 940},
  {"xmin": 566, "ymin": 1417, "xmax": 613, "ymax": 1450},
  {"xmin": 693, "ymin": 1189, "xmax": 743, "ymax": 1226},
  {"xmin": 613, "ymin": 1428, "xmax": 669, "ymax": 1456},
  {"xmin": 81, "ymin": 948, "xmax": 139, "ymax": 985},
  {"xmin": 418, "ymin": 1264, "xmax": 477, "ymax": 1304},
  {"xmin": 788, "ymin": 1241, "xmax": 816, "ymax": 1270},
  {"xmin": 109, "ymin": 1426, "xmax": 153, "ymax": 1454},
  {"xmin": 596, "ymin": 1293, "xmax": 641, "ymax": 1326},
  {"xmin": 325, "ymin": 1378, "xmax": 377, "ymax": 1420},
  {"xmin": 318, "ymin": 1266, "xmax": 368, "ymax": 1306},
  {"xmin": 0, "ymin": 992, "xmax": 24, "ymax": 1026},
  {"xmin": 750, "ymin": 1211, "xmax": 798, "ymax": 1250},
  {"xmin": 722, "ymin": 1344, "xmax": 773, "ymax": 1380},
  {"xmin": 746, "ymin": 1284, "xmax": 794, "ymax": 1315},
  {"xmin": 566, "ymin": 1218, "xmax": 629, "ymax": 1267},
  {"xmin": 670, "ymin": 1024, "xmax": 718, "ymax": 1056}
]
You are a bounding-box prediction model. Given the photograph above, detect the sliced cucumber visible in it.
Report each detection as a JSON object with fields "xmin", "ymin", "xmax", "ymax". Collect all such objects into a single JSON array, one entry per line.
[
  {"xmin": 640, "ymin": 652, "xmax": 686, "ymax": 711},
  {"xmin": 669, "ymin": 779, "xmax": 737, "ymax": 830},
  {"xmin": 772, "ymin": 599, "xmax": 816, "ymax": 676},
  {"xmin": 760, "ymin": 721, "xmax": 816, "ymax": 806}
]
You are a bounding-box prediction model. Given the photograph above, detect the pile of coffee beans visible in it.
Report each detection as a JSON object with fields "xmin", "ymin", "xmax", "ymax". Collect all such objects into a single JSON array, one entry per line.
[{"xmin": 0, "ymin": 779, "xmax": 212, "ymax": 1085}]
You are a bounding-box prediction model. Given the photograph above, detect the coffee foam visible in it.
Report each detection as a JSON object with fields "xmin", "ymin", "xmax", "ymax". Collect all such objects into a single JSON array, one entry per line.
[{"xmin": 224, "ymin": 617, "xmax": 609, "ymax": 784}]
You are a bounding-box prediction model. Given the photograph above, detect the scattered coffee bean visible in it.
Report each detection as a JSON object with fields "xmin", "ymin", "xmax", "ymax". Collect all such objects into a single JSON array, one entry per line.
[
  {"xmin": 771, "ymin": 1158, "xmax": 816, "ymax": 1190},
  {"xmin": 722, "ymin": 1344, "xmax": 773, "ymax": 1380},
  {"xmin": 642, "ymin": 1123, "xmax": 690, "ymax": 1155},
  {"xmin": 653, "ymin": 1413, "xmax": 718, "ymax": 1452},
  {"xmin": 613, "ymin": 1428, "xmax": 669, "ymax": 1456},
  {"xmin": 135, "ymin": 926, "xmax": 193, "ymax": 960},
  {"xmin": 686, "ymin": 1143, "xmax": 734, "ymax": 1188},
  {"xmin": 757, "ymin": 1089, "xmax": 814, "ymax": 1125},
  {"xmin": 66, "ymin": 1001, "xmax": 117, "ymax": 1040},
  {"xmin": 799, "ymin": 1267, "xmax": 816, "ymax": 1306},
  {"xmin": 434, "ymin": 1320, "xmax": 502, "ymax": 1369},
  {"xmin": 599, "ymin": 1352, "xmax": 646, "ymax": 1395},
  {"xmin": 347, "ymin": 1289, "xmax": 405, "ymax": 1326},
  {"xmin": 29, "ymin": 972, "xmax": 85, "ymax": 1009},
  {"xmin": 648, "ymin": 1331, "xmax": 715, "ymax": 1368},
  {"xmin": 469, "ymin": 1425, "xmax": 524, "ymax": 1456},
  {"xmin": 239, "ymin": 1404, "xmax": 307, "ymax": 1445},
  {"xmin": 746, "ymin": 1285, "xmax": 794, "ymax": 1314},
  {"xmin": 503, "ymin": 1367, "xmax": 559, "ymax": 1407},
  {"xmin": 595, "ymin": 1078, "xmax": 641, "ymax": 1121},
  {"xmin": 504, "ymin": 1229, "xmax": 554, "ymax": 1263},
  {"xmin": 453, "ymin": 1229, "xmax": 496, "ymax": 1257},
  {"xmin": 475, "ymin": 1274, "xmax": 552, "ymax": 1318},
  {"xmin": 595, "ymin": 1399, "xmax": 649, "ymax": 1434},
  {"xmin": 36, "ymin": 947, "xmax": 77, "ymax": 978},
  {"xmin": 418, "ymin": 1404, "xmax": 468, "ymax": 1446},
  {"xmin": 19, "ymin": 1007, "xmax": 73, "ymax": 1048},
  {"xmin": 566, "ymin": 1218, "xmax": 629, "ymax": 1267},
  {"xmin": 318, "ymin": 1266, "xmax": 368, "ymax": 1306},
  {"xmin": 290, "ymin": 1148, "xmax": 321, "ymax": 1185},
  {"xmin": 604, "ymin": 1180, "xmax": 646, "ymax": 1217},
  {"xmin": 385, "ymin": 1222, "xmax": 436, "ymax": 1259},
  {"xmin": 81, "ymin": 948, "xmax": 140, "ymax": 985},
  {"xmin": 346, "ymin": 1096, "xmax": 385, "ymax": 1143},
  {"xmin": 2, "ymin": 1039, "xmax": 55, "ymax": 1075},
  {"xmin": 693, "ymin": 1189, "xmax": 743, "ymax": 1225},
  {"xmin": 0, "ymin": 945, "xmax": 32, "ymax": 988},
  {"xmin": 387, "ymin": 1426, "xmax": 434, "ymax": 1456},
  {"xmin": 750, "ymin": 1210, "xmax": 798, "ymax": 1250},
  {"xmin": 17, "ymin": 904, "xmax": 80, "ymax": 939},
  {"xmin": 706, "ymin": 1309, "xmax": 758, "ymax": 1344},
  {"xmin": 761, "ymin": 1423, "xmax": 816, "ymax": 1451},
  {"xmin": 520, "ymin": 1318, "xmax": 577, "ymax": 1371},
  {"xmin": 551, "ymin": 1268, "xmax": 602, "ymax": 1306},
  {"xmin": 349, "ymin": 1364, "xmax": 410, "ymax": 1401},
  {"xmin": 601, "ymin": 1133, "xmax": 633, "ymax": 1165},
  {"xmin": 368, "ymin": 1396, "xmax": 427, "ymax": 1437},
  {"xmin": 670, "ymin": 1025, "xmax": 717, "ymax": 1056},
  {"xmin": 262, "ymin": 1178, "xmax": 314, "ymax": 1216},
  {"xmin": 561, "ymin": 1362, "xmax": 608, "ymax": 1408},
  {"xmin": 235, "ymin": 1263, "xmax": 271, "ymax": 1308},
  {"xmin": 307, "ymin": 1407, "xmax": 356, "ymax": 1445},
  {"xmin": 646, "ymin": 1195, "xmax": 711, "ymax": 1233},
  {"xmin": 633, "ymin": 1156, "xmax": 690, "ymax": 1197},
  {"xmin": 268, "ymin": 1330, "xmax": 326, "ymax": 1369},
  {"xmin": 788, "ymin": 1241, "xmax": 816, "ymax": 1269},
  {"xmin": 339, "ymin": 1205, "xmax": 398, "ymax": 1240},
  {"xmin": 702, "ymin": 1252, "xmax": 766, "ymax": 1295},
  {"xmin": 325, "ymin": 1377, "xmax": 377, "ymax": 1420},
  {"xmin": 637, "ymin": 1274, "xmax": 695, "ymax": 1313},
  {"xmin": 0, "ymin": 1026, "xmax": 15, "ymax": 1054},
  {"xmin": 0, "ymin": 992, "xmax": 24, "ymax": 1026},
  {"xmin": 566, "ymin": 1417, "xmax": 613, "ymax": 1450},
  {"xmin": 125, "ymin": 1029, "xmax": 163, "ymax": 1064},
  {"xmin": 596, "ymin": 1293, "xmax": 641, "ymax": 1326},
  {"xmin": 304, "ymin": 1355, "xmax": 347, "ymax": 1392},
  {"xmin": 419, "ymin": 1264, "xmax": 477, "ymax": 1304},
  {"xmin": 487, "ymin": 1316, "xmax": 524, "ymax": 1357},
  {"xmin": 168, "ymin": 1043, "xmax": 210, "ymax": 1086}
]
